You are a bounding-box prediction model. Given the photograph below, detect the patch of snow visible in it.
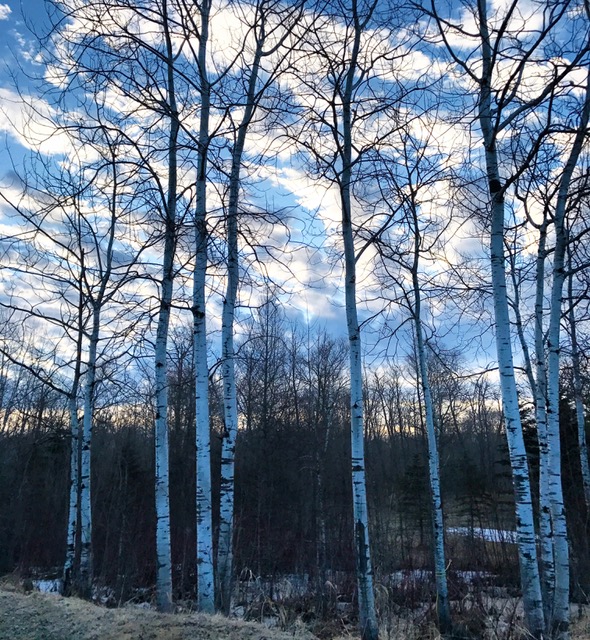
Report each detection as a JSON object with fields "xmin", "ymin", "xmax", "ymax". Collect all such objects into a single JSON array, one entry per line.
[
  {"xmin": 447, "ymin": 526, "xmax": 518, "ymax": 543},
  {"xmin": 389, "ymin": 569, "xmax": 432, "ymax": 586},
  {"xmin": 454, "ymin": 570, "xmax": 495, "ymax": 584},
  {"xmin": 32, "ymin": 579, "xmax": 62, "ymax": 594}
]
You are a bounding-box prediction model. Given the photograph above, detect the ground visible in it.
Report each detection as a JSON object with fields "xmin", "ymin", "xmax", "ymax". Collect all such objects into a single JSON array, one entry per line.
[
  {"xmin": 0, "ymin": 589, "xmax": 316, "ymax": 640},
  {"xmin": 2, "ymin": 586, "xmax": 590, "ymax": 640}
]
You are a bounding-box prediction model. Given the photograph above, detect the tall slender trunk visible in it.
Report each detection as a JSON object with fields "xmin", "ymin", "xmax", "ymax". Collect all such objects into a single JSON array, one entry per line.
[
  {"xmin": 63, "ymin": 392, "xmax": 80, "ymax": 595},
  {"xmin": 78, "ymin": 303, "xmax": 101, "ymax": 598},
  {"xmin": 544, "ymin": 65, "xmax": 590, "ymax": 640},
  {"xmin": 154, "ymin": 0, "xmax": 179, "ymax": 611},
  {"xmin": 568, "ymin": 255, "xmax": 590, "ymax": 509},
  {"xmin": 410, "ymin": 211, "xmax": 451, "ymax": 634},
  {"xmin": 193, "ymin": 0, "xmax": 214, "ymax": 613},
  {"xmin": 63, "ymin": 288, "xmax": 84, "ymax": 595},
  {"xmin": 533, "ymin": 224, "xmax": 555, "ymax": 623},
  {"xmin": 216, "ymin": 34, "xmax": 264, "ymax": 615},
  {"xmin": 340, "ymin": 5, "xmax": 378, "ymax": 637},
  {"xmin": 477, "ymin": 2, "xmax": 544, "ymax": 635}
]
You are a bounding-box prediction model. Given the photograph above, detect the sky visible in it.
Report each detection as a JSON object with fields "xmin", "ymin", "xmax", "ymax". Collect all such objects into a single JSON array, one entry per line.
[{"xmin": 0, "ymin": 0, "xmax": 587, "ymax": 392}]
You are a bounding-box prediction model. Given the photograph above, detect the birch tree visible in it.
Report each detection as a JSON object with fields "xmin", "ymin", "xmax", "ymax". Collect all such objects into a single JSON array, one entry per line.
[
  {"xmin": 567, "ymin": 245, "xmax": 590, "ymax": 509},
  {"xmin": 543, "ymin": 65, "xmax": 590, "ymax": 638},
  {"xmin": 186, "ymin": 0, "xmax": 215, "ymax": 611},
  {"xmin": 428, "ymin": 1, "xmax": 590, "ymax": 635},
  {"xmin": 371, "ymin": 130, "xmax": 453, "ymax": 633},
  {"xmin": 288, "ymin": 0, "xmax": 411, "ymax": 634},
  {"xmin": 215, "ymin": 0, "xmax": 305, "ymax": 614}
]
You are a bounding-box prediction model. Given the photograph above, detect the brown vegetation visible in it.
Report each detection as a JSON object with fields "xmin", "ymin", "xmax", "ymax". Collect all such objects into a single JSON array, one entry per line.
[{"xmin": 0, "ymin": 587, "xmax": 316, "ymax": 640}]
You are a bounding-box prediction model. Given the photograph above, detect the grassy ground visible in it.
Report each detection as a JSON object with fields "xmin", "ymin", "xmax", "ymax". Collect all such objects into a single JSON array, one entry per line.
[
  {"xmin": 0, "ymin": 589, "xmax": 316, "ymax": 640},
  {"xmin": 2, "ymin": 583, "xmax": 590, "ymax": 640}
]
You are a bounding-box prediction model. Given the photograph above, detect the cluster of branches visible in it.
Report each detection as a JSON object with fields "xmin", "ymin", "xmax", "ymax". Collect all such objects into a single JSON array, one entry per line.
[{"xmin": 0, "ymin": 0, "xmax": 590, "ymax": 639}]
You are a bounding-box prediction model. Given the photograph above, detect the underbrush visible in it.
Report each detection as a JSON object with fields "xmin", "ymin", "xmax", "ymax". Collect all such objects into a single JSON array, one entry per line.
[{"xmin": 6, "ymin": 568, "xmax": 590, "ymax": 640}]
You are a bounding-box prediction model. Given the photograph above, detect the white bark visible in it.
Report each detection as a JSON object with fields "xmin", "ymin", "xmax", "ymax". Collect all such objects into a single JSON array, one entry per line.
[
  {"xmin": 533, "ymin": 225, "xmax": 555, "ymax": 624},
  {"xmin": 340, "ymin": 6, "xmax": 378, "ymax": 637},
  {"xmin": 193, "ymin": 0, "xmax": 215, "ymax": 613},
  {"xmin": 477, "ymin": 2, "xmax": 544, "ymax": 634},
  {"xmin": 544, "ymin": 66, "xmax": 590, "ymax": 640},
  {"xmin": 78, "ymin": 305, "xmax": 101, "ymax": 598},
  {"xmin": 63, "ymin": 393, "xmax": 80, "ymax": 594},
  {"xmin": 216, "ymin": 31, "xmax": 263, "ymax": 615},
  {"xmin": 410, "ymin": 212, "xmax": 451, "ymax": 634},
  {"xmin": 64, "ymin": 297, "xmax": 84, "ymax": 595},
  {"xmin": 568, "ymin": 261, "xmax": 590, "ymax": 510},
  {"xmin": 154, "ymin": 0, "xmax": 179, "ymax": 612}
]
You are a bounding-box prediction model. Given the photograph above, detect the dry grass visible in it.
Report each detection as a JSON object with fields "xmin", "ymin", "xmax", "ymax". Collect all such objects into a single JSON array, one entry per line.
[
  {"xmin": 0, "ymin": 588, "xmax": 316, "ymax": 640},
  {"xmin": 2, "ymin": 576, "xmax": 590, "ymax": 640}
]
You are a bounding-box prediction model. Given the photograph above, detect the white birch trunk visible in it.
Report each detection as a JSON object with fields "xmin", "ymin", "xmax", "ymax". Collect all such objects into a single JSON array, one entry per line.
[
  {"xmin": 544, "ymin": 66, "xmax": 590, "ymax": 640},
  {"xmin": 78, "ymin": 304, "xmax": 101, "ymax": 598},
  {"xmin": 63, "ymin": 283, "xmax": 87, "ymax": 595},
  {"xmin": 154, "ymin": 1, "xmax": 179, "ymax": 611},
  {"xmin": 477, "ymin": 2, "xmax": 544, "ymax": 634},
  {"xmin": 410, "ymin": 216, "xmax": 451, "ymax": 634},
  {"xmin": 63, "ymin": 392, "xmax": 80, "ymax": 595},
  {"xmin": 341, "ymin": 9, "xmax": 378, "ymax": 636},
  {"xmin": 216, "ymin": 34, "xmax": 263, "ymax": 614},
  {"xmin": 193, "ymin": 0, "xmax": 214, "ymax": 613},
  {"xmin": 154, "ymin": 270, "xmax": 173, "ymax": 613},
  {"xmin": 568, "ymin": 261, "xmax": 590, "ymax": 509},
  {"xmin": 343, "ymin": 235, "xmax": 378, "ymax": 640},
  {"xmin": 533, "ymin": 226, "xmax": 555, "ymax": 623}
]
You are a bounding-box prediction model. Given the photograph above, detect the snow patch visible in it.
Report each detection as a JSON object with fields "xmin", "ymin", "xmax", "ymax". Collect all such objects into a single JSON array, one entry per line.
[
  {"xmin": 447, "ymin": 526, "xmax": 518, "ymax": 543},
  {"xmin": 32, "ymin": 579, "xmax": 62, "ymax": 594}
]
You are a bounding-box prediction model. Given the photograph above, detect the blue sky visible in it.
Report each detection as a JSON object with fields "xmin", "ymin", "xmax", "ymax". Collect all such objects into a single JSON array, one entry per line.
[{"xmin": 0, "ymin": 0, "xmax": 587, "ymax": 389}]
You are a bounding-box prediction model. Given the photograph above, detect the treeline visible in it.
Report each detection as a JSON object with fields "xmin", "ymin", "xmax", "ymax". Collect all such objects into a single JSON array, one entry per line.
[{"xmin": 1, "ymin": 306, "xmax": 589, "ymax": 604}]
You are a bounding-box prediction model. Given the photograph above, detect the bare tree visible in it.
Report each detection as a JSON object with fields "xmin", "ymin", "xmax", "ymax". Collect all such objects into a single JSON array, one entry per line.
[{"xmin": 427, "ymin": 1, "xmax": 590, "ymax": 635}]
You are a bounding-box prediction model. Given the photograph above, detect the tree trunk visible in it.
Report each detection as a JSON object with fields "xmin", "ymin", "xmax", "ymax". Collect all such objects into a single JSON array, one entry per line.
[
  {"xmin": 340, "ymin": 7, "xmax": 378, "ymax": 634},
  {"xmin": 533, "ymin": 225, "xmax": 555, "ymax": 624},
  {"xmin": 217, "ymin": 33, "xmax": 263, "ymax": 614},
  {"xmin": 194, "ymin": 0, "xmax": 215, "ymax": 613},
  {"xmin": 568, "ymin": 258, "xmax": 590, "ymax": 510},
  {"xmin": 477, "ymin": 2, "xmax": 544, "ymax": 635},
  {"xmin": 63, "ymin": 393, "xmax": 80, "ymax": 596},
  {"xmin": 154, "ymin": 0, "xmax": 179, "ymax": 611},
  {"xmin": 411, "ymin": 215, "xmax": 451, "ymax": 635},
  {"xmin": 78, "ymin": 305, "xmax": 101, "ymax": 599},
  {"xmin": 543, "ymin": 65, "xmax": 590, "ymax": 640}
]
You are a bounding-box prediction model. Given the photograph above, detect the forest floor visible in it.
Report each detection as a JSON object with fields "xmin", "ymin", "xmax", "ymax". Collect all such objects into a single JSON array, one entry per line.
[
  {"xmin": 0, "ymin": 588, "xmax": 316, "ymax": 640},
  {"xmin": 2, "ymin": 584, "xmax": 590, "ymax": 640}
]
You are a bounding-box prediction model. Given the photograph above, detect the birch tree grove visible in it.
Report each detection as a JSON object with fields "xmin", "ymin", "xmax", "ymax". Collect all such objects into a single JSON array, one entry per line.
[
  {"xmin": 428, "ymin": 0, "xmax": 590, "ymax": 636},
  {"xmin": 4, "ymin": 0, "xmax": 590, "ymax": 636}
]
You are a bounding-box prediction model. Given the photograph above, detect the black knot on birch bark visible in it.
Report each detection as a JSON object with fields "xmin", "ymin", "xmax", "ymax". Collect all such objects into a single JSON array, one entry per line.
[{"xmin": 489, "ymin": 179, "xmax": 501, "ymax": 193}]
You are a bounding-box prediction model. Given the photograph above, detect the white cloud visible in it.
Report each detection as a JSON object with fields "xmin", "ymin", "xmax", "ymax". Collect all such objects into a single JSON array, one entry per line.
[{"xmin": 0, "ymin": 4, "xmax": 11, "ymax": 20}]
